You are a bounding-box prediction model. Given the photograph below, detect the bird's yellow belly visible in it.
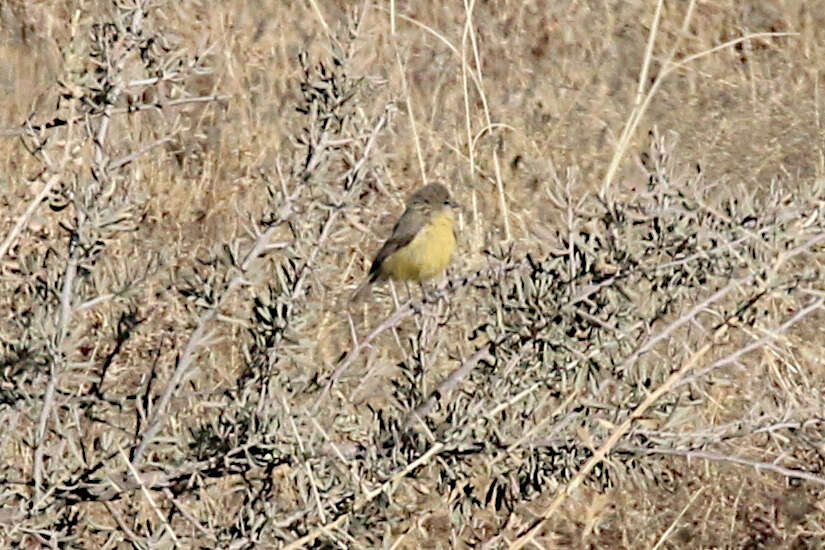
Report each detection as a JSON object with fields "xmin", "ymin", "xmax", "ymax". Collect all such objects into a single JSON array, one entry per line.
[{"xmin": 381, "ymin": 212, "xmax": 456, "ymax": 281}]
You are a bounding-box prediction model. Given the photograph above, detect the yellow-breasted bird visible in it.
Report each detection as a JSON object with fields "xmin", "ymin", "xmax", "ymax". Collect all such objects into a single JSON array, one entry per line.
[{"xmin": 353, "ymin": 183, "xmax": 459, "ymax": 301}]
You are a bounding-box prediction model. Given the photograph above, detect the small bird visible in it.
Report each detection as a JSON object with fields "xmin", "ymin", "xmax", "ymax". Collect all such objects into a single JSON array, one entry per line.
[{"xmin": 353, "ymin": 183, "xmax": 459, "ymax": 302}]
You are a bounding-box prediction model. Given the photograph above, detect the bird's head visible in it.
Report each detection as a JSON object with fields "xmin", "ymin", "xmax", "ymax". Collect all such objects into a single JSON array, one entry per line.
[{"xmin": 409, "ymin": 183, "xmax": 459, "ymax": 217}]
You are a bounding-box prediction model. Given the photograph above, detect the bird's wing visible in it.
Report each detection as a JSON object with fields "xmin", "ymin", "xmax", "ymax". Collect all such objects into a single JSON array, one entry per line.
[{"xmin": 367, "ymin": 208, "xmax": 424, "ymax": 281}]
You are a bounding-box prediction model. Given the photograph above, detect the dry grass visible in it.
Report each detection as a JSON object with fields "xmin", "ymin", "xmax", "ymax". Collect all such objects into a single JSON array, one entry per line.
[{"xmin": 2, "ymin": 0, "xmax": 825, "ymax": 548}]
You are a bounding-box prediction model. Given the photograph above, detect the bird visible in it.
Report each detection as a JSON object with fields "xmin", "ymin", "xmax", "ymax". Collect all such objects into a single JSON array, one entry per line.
[{"xmin": 352, "ymin": 182, "xmax": 459, "ymax": 302}]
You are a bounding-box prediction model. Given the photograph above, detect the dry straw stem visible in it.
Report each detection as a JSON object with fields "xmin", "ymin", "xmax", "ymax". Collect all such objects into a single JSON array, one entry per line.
[
  {"xmin": 508, "ymin": 227, "xmax": 825, "ymax": 548},
  {"xmin": 462, "ymin": 0, "xmax": 510, "ymax": 242},
  {"xmin": 600, "ymin": 0, "xmax": 797, "ymax": 198},
  {"xmin": 650, "ymin": 486, "xmax": 706, "ymax": 550},
  {"xmin": 0, "ymin": 172, "xmax": 61, "ymax": 262},
  {"xmin": 377, "ymin": 1, "xmax": 511, "ymax": 240},
  {"xmin": 410, "ymin": 344, "xmax": 494, "ymax": 423},
  {"xmin": 283, "ymin": 441, "xmax": 450, "ymax": 549},
  {"xmin": 131, "ymin": 224, "xmax": 279, "ymax": 465},
  {"xmin": 618, "ymin": 446, "xmax": 825, "ymax": 487},
  {"xmin": 321, "ymin": 301, "xmax": 415, "ymax": 406},
  {"xmin": 281, "ymin": 515, "xmax": 347, "ymax": 550},
  {"xmin": 679, "ymin": 292, "xmax": 825, "ymax": 388},
  {"xmin": 119, "ymin": 447, "xmax": 180, "ymax": 546},
  {"xmin": 395, "ymin": 46, "xmax": 428, "ymax": 186},
  {"xmin": 509, "ymin": 324, "xmax": 726, "ymax": 550}
]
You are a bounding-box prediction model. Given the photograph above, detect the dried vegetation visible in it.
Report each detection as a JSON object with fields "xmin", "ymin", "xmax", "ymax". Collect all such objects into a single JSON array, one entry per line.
[{"xmin": 1, "ymin": 0, "xmax": 825, "ymax": 548}]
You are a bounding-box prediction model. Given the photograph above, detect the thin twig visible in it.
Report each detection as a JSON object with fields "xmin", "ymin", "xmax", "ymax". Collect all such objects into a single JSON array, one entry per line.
[
  {"xmin": 409, "ymin": 345, "xmax": 493, "ymax": 423},
  {"xmin": 508, "ymin": 324, "xmax": 728, "ymax": 550},
  {"xmin": 132, "ymin": 225, "xmax": 277, "ymax": 465},
  {"xmin": 620, "ymin": 445, "xmax": 825, "ymax": 487},
  {"xmin": 678, "ymin": 297, "xmax": 824, "ymax": 388},
  {"xmin": 602, "ymin": 29, "xmax": 795, "ymax": 197},
  {"xmin": 119, "ymin": 447, "xmax": 180, "ymax": 547},
  {"xmin": 650, "ymin": 486, "xmax": 705, "ymax": 550},
  {"xmin": 0, "ymin": 172, "xmax": 61, "ymax": 262},
  {"xmin": 108, "ymin": 136, "xmax": 174, "ymax": 170},
  {"xmin": 317, "ymin": 303, "xmax": 415, "ymax": 409}
]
